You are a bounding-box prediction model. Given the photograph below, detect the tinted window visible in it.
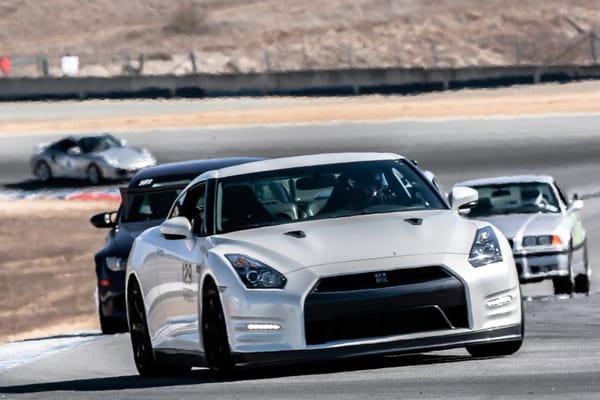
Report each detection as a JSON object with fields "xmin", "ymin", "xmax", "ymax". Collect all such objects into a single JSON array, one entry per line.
[
  {"xmin": 215, "ymin": 159, "xmax": 446, "ymax": 233},
  {"xmin": 170, "ymin": 184, "xmax": 207, "ymax": 235},
  {"xmin": 467, "ymin": 182, "xmax": 560, "ymax": 217},
  {"xmin": 79, "ymin": 135, "xmax": 121, "ymax": 153},
  {"xmin": 122, "ymin": 190, "xmax": 180, "ymax": 223}
]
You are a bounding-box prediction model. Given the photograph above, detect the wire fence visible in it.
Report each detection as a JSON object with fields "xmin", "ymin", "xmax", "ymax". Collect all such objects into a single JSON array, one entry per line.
[{"xmin": 1, "ymin": 31, "xmax": 599, "ymax": 78}]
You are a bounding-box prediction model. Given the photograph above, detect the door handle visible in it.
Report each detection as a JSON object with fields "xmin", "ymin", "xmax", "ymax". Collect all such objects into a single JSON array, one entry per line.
[{"xmin": 157, "ymin": 249, "xmax": 164, "ymax": 256}]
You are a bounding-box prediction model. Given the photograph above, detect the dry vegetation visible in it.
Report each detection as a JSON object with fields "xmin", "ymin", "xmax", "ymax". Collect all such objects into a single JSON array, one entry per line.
[
  {"xmin": 1, "ymin": 0, "xmax": 599, "ymax": 75},
  {"xmin": 0, "ymin": 200, "xmax": 117, "ymax": 342}
]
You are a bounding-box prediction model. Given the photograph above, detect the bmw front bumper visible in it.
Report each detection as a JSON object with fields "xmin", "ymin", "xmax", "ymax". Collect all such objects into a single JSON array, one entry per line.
[
  {"xmin": 513, "ymin": 250, "xmax": 569, "ymax": 282},
  {"xmin": 220, "ymin": 253, "xmax": 522, "ymax": 362}
]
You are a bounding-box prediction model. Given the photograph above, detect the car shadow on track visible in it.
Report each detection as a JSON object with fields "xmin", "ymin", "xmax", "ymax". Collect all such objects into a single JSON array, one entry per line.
[
  {"xmin": 0, "ymin": 353, "xmax": 474, "ymax": 394},
  {"xmin": 3, "ymin": 179, "xmax": 117, "ymax": 191}
]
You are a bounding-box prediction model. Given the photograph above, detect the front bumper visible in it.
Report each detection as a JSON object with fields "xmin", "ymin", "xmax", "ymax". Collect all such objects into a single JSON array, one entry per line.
[
  {"xmin": 513, "ymin": 250, "xmax": 568, "ymax": 282},
  {"xmin": 220, "ymin": 253, "xmax": 522, "ymax": 359},
  {"xmin": 232, "ymin": 324, "xmax": 522, "ymax": 366}
]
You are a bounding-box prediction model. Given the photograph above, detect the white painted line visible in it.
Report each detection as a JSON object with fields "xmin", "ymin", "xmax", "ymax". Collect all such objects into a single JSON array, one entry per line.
[{"xmin": 0, "ymin": 332, "xmax": 104, "ymax": 373}]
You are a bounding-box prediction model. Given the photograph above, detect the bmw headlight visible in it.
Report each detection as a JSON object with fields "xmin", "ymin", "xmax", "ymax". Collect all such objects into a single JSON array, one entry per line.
[
  {"xmin": 102, "ymin": 156, "xmax": 119, "ymax": 167},
  {"xmin": 105, "ymin": 257, "xmax": 127, "ymax": 272},
  {"xmin": 522, "ymin": 235, "xmax": 563, "ymax": 248},
  {"xmin": 225, "ymin": 254, "xmax": 286, "ymax": 289},
  {"xmin": 469, "ymin": 226, "xmax": 503, "ymax": 267}
]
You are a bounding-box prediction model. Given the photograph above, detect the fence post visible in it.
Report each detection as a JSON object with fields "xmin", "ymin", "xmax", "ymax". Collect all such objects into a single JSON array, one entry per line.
[
  {"xmin": 592, "ymin": 32, "xmax": 599, "ymax": 64},
  {"xmin": 190, "ymin": 51, "xmax": 198, "ymax": 73}
]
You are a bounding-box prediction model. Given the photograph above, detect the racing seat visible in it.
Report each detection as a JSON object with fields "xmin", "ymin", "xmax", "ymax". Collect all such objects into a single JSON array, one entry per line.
[{"xmin": 221, "ymin": 185, "xmax": 274, "ymax": 231}]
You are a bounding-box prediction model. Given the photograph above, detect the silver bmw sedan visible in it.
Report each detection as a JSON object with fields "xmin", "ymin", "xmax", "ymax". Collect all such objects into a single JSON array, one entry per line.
[{"xmin": 455, "ymin": 175, "xmax": 588, "ymax": 295}]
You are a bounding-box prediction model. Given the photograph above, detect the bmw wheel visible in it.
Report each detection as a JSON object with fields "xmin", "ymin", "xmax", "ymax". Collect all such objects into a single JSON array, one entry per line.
[
  {"xmin": 202, "ymin": 282, "xmax": 233, "ymax": 373},
  {"xmin": 35, "ymin": 161, "xmax": 52, "ymax": 183},
  {"xmin": 127, "ymin": 280, "xmax": 190, "ymax": 376},
  {"xmin": 574, "ymin": 244, "xmax": 590, "ymax": 294},
  {"xmin": 87, "ymin": 164, "xmax": 102, "ymax": 186},
  {"xmin": 553, "ymin": 242, "xmax": 575, "ymax": 295}
]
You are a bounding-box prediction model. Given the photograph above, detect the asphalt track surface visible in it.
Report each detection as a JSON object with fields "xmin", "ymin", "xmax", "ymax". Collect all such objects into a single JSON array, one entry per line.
[{"xmin": 2, "ymin": 113, "xmax": 600, "ymax": 399}]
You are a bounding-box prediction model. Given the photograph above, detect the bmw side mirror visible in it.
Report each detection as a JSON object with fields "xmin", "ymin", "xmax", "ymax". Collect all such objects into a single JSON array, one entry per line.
[
  {"xmin": 450, "ymin": 187, "xmax": 478, "ymax": 214},
  {"xmin": 160, "ymin": 217, "xmax": 192, "ymax": 240},
  {"xmin": 90, "ymin": 211, "xmax": 118, "ymax": 228},
  {"xmin": 568, "ymin": 199, "xmax": 584, "ymax": 211}
]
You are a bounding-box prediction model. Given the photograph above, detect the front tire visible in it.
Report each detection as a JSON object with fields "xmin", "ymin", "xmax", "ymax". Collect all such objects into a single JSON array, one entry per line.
[
  {"xmin": 202, "ymin": 283, "xmax": 233, "ymax": 373},
  {"xmin": 553, "ymin": 241, "xmax": 575, "ymax": 295},
  {"xmin": 127, "ymin": 280, "xmax": 190, "ymax": 376},
  {"xmin": 574, "ymin": 243, "xmax": 590, "ymax": 294},
  {"xmin": 99, "ymin": 307, "xmax": 127, "ymax": 334},
  {"xmin": 87, "ymin": 164, "xmax": 102, "ymax": 186},
  {"xmin": 34, "ymin": 161, "xmax": 52, "ymax": 183}
]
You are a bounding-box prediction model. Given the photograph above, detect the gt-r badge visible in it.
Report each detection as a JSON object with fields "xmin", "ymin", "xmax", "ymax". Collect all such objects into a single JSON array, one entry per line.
[{"xmin": 374, "ymin": 272, "xmax": 389, "ymax": 284}]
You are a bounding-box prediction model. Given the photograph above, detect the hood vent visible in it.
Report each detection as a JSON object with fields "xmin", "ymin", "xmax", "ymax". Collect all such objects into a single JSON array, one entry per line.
[{"xmin": 284, "ymin": 230, "xmax": 306, "ymax": 239}]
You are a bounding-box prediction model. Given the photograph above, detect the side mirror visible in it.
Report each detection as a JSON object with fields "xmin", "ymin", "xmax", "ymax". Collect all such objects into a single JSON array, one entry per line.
[
  {"xmin": 160, "ymin": 217, "xmax": 192, "ymax": 240},
  {"xmin": 451, "ymin": 187, "xmax": 478, "ymax": 213},
  {"xmin": 67, "ymin": 146, "xmax": 82, "ymax": 156},
  {"xmin": 568, "ymin": 199, "xmax": 584, "ymax": 211},
  {"xmin": 90, "ymin": 211, "xmax": 118, "ymax": 228}
]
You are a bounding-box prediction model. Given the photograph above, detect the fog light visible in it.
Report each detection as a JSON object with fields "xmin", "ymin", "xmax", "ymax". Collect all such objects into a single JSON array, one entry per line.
[
  {"xmin": 246, "ymin": 323, "xmax": 281, "ymax": 331},
  {"xmin": 486, "ymin": 295, "xmax": 514, "ymax": 308}
]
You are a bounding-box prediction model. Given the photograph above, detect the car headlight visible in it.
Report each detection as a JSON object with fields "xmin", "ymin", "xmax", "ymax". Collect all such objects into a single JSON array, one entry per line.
[
  {"xmin": 105, "ymin": 257, "xmax": 127, "ymax": 272},
  {"xmin": 102, "ymin": 156, "xmax": 119, "ymax": 167},
  {"xmin": 522, "ymin": 235, "xmax": 563, "ymax": 247},
  {"xmin": 469, "ymin": 226, "xmax": 503, "ymax": 267},
  {"xmin": 225, "ymin": 254, "xmax": 286, "ymax": 289}
]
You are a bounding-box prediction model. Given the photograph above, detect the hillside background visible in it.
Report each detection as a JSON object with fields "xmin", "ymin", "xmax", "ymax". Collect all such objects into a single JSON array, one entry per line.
[{"xmin": 1, "ymin": 0, "xmax": 599, "ymax": 76}]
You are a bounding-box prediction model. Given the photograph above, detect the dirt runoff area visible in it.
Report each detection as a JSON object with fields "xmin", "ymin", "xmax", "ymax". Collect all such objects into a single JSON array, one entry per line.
[
  {"xmin": 0, "ymin": 200, "xmax": 118, "ymax": 343},
  {"xmin": 2, "ymin": 81, "xmax": 600, "ymax": 136}
]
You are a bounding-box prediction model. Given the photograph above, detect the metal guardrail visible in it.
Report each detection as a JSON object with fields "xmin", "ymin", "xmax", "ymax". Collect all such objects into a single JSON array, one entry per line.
[{"xmin": 1, "ymin": 64, "xmax": 600, "ymax": 101}]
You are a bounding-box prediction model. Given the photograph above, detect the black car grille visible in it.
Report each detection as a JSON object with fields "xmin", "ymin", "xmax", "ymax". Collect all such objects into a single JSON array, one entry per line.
[
  {"xmin": 313, "ymin": 266, "xmax": 451, "ymax": 292},
  {"xmin": 304, "ymin": 266, "xmax": 468, "ymax": 345}
]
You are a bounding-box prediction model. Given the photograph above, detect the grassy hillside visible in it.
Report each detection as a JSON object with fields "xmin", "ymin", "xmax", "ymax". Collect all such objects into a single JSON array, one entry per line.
[{"xmin": 1, "ymin": 0, "xmax": 599, "ymax": 75}]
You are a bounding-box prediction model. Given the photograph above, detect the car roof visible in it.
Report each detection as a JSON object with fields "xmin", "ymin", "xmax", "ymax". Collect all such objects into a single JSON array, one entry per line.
[
  {"xmin": 188, "ymin": 153, "xmax": 404, "ymax": 185},
  {"xmin": 455, "ymin": 175, "xmax": 555, "ymax": 187},
  {"xmin": 129, "ymin": 157, "xmax": 264, "ymax": 189}
]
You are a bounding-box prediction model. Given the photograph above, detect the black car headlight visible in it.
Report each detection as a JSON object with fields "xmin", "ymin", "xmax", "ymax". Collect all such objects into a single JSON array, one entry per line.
[
  {"xmin": 225, "ymin": 254, "xmax": 286, "ymax": 289},
  {"xmin": 469, "ymin": 226, "xmax": 503, "ymax": 267},
  {"xmin": 105, "ymin": 257, "xmax": 127, "ymax": 272}
]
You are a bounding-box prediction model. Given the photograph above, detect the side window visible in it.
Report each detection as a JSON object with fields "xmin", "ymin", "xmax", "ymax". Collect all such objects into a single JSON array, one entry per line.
[
  {"xmin": 554, "ymin": 182, "xmax": 569, "ymax": 206},
  {"xmin": 170, "ymin": 184, "xmax": 207, "ymax": 236}
]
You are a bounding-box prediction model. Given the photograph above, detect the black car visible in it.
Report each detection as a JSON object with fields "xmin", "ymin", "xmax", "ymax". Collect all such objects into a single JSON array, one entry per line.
[{"xmin": 90, "ymin": 157, "xmax": 263, "ymax": 333}]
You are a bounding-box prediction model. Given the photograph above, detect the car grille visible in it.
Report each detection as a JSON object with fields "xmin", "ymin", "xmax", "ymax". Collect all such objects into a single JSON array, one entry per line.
[{"xmin": 304, "ymin": 266, "xmax": 468, "ymax": 345}]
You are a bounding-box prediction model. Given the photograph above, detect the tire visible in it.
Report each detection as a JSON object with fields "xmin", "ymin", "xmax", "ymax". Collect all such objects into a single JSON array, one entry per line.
[
  {"xmin": 98, "ymin": 295, "xmax": 128, "ymax": 334},
  {"xmin": 466, "ymin": 299, "xmax": 524, "ymax": 358},
  {"xmin": 87, "ymin": 164, "xmax": 102, "ymax": 186},
  {"xmin": 202, "ymin": 282, "xmax": 234, "ymax": 373},
  {"xmin": 99, "ymin": 308, "xmax": 125, "ymax": 334},
  {"xmin": 127, "ymin": 280, "xmax": 190, "ymax": 376},
  {"xmin": 575, "ymin": 244, "xmax": 590, "ymax": 294},
  {"xmin": 34, "ymin": 161, "xmax": 52, "ymax": 183},
  {"xmin": 553, "ymin": 242, "xmax": 575, "ymax": 295}
]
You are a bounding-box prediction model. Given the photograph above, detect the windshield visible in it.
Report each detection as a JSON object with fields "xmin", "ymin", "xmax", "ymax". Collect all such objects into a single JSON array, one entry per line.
[
  {"xmin": 79, "ymin": 135, "xmax": 122, "ymax": 153},
  {"xmin": 467, "ymin": 182, "xmax": 560, "ymax": 217},
  {"xmin": 122, "ymin": 189, "xmax": 181, "ymax": 223},
  {"xmin": 216, "ymin": 159, "xmax": 446, "ymax": 233}
]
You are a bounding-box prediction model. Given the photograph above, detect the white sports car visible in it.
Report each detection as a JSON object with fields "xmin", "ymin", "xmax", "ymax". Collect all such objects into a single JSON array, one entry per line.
[
  {"xmin": 126, "ymin": 153, "xmax": 523, "ymax": 375},
  {"xmin": 455, "ymin": 175, "xmax": 588, "ymax": 295}
]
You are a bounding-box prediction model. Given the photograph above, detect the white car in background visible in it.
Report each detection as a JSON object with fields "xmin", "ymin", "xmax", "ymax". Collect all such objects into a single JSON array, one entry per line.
[
  {"xmin": 126, "ymin": 153, "xmax": 523, "ymax": 375},
  {"xmin": 455, "ymin": 175, "xmax": 588, "ymax": 295}
]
